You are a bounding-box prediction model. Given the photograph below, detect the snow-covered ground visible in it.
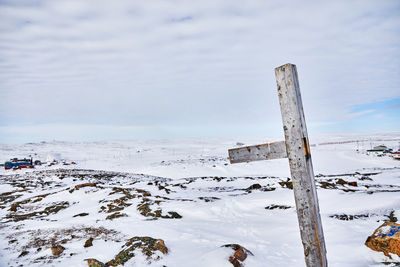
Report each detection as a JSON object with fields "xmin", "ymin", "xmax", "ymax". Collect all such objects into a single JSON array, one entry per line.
[{"xmin": 0, "ymin": 133, "xmax": 399, "ymax": 266}]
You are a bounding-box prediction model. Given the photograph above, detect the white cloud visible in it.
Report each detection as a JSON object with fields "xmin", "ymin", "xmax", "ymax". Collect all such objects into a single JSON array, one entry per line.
[{"xmin": 0, "ymin": 0, "xmax": 399, "ymax": 141}]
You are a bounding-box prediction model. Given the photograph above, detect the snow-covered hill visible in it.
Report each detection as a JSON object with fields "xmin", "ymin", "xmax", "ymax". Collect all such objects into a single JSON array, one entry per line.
[{"xmin": 0, "ymin": 134, "xmax": 399, "ymax": 266}]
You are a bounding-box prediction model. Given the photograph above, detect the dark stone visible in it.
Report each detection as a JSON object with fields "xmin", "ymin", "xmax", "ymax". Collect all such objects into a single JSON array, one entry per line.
[
  {"xmin": 18, "ymin": 251, "xmax": 29, "ymax": 257},
  {"xmin": 348, "ymin": 181, "xmax": 358, "ymax": 187},
  {"xmin": 265, "ymin": 204, "xmax": 291, "ymax": 210},
  {"xmin": 73, "ymin": 213, "xmax": 89, "ymax": 217},
  {"xmin": 329, "ymin": 214, "xmax": 370, "ymax": 220},
  {"xmin": 84, "ymin": 237, "xmax": 94, "ymax": 248},
  {"xmin": 246, "ymin": 184, "xmax": 262, "ymax": 190},
  {"xmin": 222, "ymin": 244, "xmax": 253, "ymax": 267}
]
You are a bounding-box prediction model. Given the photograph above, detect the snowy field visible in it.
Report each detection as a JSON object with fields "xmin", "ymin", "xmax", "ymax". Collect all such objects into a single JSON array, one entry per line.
[{"xmin": 0, "ymin": 133, "xmax": 399, "ymax": 266}]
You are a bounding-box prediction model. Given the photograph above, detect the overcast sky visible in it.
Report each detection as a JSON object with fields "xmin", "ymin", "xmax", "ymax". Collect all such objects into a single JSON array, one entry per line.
[{"xmin": 0, "ymin": 0, "xmax": 399, "ymax": 143}]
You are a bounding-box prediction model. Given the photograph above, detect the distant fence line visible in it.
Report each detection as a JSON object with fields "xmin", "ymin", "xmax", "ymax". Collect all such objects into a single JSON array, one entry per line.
[{"xmin": 317, "ymin": 138, "xmax": 400, "ymax": 146}]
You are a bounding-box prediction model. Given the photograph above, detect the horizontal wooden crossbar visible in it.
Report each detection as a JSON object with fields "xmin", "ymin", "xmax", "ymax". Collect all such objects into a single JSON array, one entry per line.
[{"xmin": 228, "ymin": 141, "xmax": 287, "ymax": 164}]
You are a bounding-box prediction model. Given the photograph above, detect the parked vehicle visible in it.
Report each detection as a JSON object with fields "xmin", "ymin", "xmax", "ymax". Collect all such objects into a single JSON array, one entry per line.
[
  {"xmin": 4, "ymin": 158, "xmax": 34, "ymax": 170},
  {"xmin": 393, "ymin": 149, "xmax": 400, "ymax": 160},
  {"xmin": 4, "ymin": 157, "xmax": 76, "ymax": 170}
]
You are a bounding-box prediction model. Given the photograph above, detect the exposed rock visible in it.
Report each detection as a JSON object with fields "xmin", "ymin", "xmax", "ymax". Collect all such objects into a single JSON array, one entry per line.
[
  {"xmin": 319, "ymin": 181, "xmax": 336, "ymax": 189},
  {"xmin": 330, "ymin": 214, "xmax": 369, "ymax": 220},
  {"xmin": 0, "ymin": 190, "xmax": 27, "ymax": 205},
  {"xmin": 336, "ymin": 178, "xmax": 347, "ymax": 185},
  {"xmin": 278, "ymin": 179, "xmax": 293, "ymax": 189},
  {"xmin": 136, "ymin": 189, "xmax": 151, "ymax": 197},
  {"xmin": 165, "ymin": 211, "xmax": 182, "ymax": 219},
  {"xmin": 6, "ymin": 201, "xmax": 69, "ymax": 222},
  {"xmin": 70, "ymin": 183, "xmax": 97, "ymax": 193},
  {"xmin": 365, "ymin": 222, "xmax": 400, "ymax": 257},
  {"xmin": 106, "ymin": 212, "xmax": 127, "ymax": 220},
  {"xmin": 106, "ymin": 204, "xmax": 124, "ymax": 213},
  {"xmin": 18, "ymin": 250, "xmax": 29, "ymax": 257},
  {"xmin": 198, "ymin": 196, "xmax": 220, "ymax": 202},
  {"xmin": 222, "ymin": 244, "xmax": 253, "ymax": 267},
  {"xmin": 11, "ymin": 226, "xmax": 121, "ymax": 259},
  {"xmin": 32, "ymin": 197, "xmax": 43, "ymax": 203},
  {"xmin": 260, "ymin": 187, "xmax": 276, "ymax": 192},
  {"xmin": 85, "ymin": 258, "xmax": 105, "ymax": 267},
  {"xmin": 136, "ymin": 198, "xmax": 182, "ymax": 219},
  {"xmin": 348, "ymin": 181, "xmax": 358, "ymax": 187},
  {"xmin": 336, "ymin": 179, "xmax": 357, "ymax": 187},
  {"xmin": 103, "ymin": 236, "xmax": 168, "ymax": 266},
  {"xmin": 154, "ymin": 239, "xmax": 168, "ymax": 254},
  {"xmin": 9, "ymin": 203, "xmax": 20, "ymax": 212},
  {"xmin": 246, "ymin": 184, "xmax": 262, "ymax": 191},
  {"xmin": 84, "ymin": 237, "xmax": 94, "ymax": 248},
  {"xmin": 73, "ymin": 212, "xmax": 89, "ymax": 217},
  {"xmin": 386, "ymin": 211, "xmax": 398, "ymax": 223},
  {"xmin": 44, "ymin": 201, "xmax": 70, "ymax": 214},
  {"xmin": 51, "ymin": 245, "xmax": 65, "ymax": 256},
  {"xmin": 99, "ymin": 187, "xmax": 180, "ymax": 221},
  {"xmin": 265, "ymin": 204, "xmax": 291, "ymax": 210}
]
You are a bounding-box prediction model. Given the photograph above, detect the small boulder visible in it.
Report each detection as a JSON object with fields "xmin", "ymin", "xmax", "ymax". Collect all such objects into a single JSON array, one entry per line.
[
  {"xmin": 84, "ymin": 237, "xmax": 94, "ymax": 248},
  {"xmin": 222, "ymin": 244, "xmax": 253, "ymax": 267},
  {"xmin": 365, "ymin": 222, "xmax": 400, "ymax": 257},
  {"xmin": 233, "ymin": 247, "xmax": 247, "ymax": 261},
  {"xmin": 18, "ymin": 251, "xmax": 29, "ymax": 257},
  {"xmin": 164, "ymin": 211, "xmax": 182, "ymax": 219},
  {"xmin": 336, "ymin": 178, "xmax": 347, "ymax": 185},
  {"xmin": 278, "ymin": 179, "xmax": 293, "ymax": 189},
  {"xmin": 51, "ymin": 245, "xmax": 65, "ymax": 256},
  {"xmin": 246, "ymin": 184, "xmax": 262, "ymax": 191},
  {"xmin": 155, "ymin": 239, "xmax": 168, "ymax": 254},
  {"xmin": 348, "ymin": 181, "xmax": 358, "ymax": 187},
  {"xmin": 73, "ymin": 212, "xmax": 89, "ymax": 217},
  {"xmin": 10, "ymin": 203, "xmax": 20, "ymax": 212}
]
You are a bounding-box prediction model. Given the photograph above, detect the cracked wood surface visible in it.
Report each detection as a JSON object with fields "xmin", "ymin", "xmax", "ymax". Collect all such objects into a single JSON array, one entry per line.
[
  {"xmin": 228, "ymin": 141, "xmax": 287, "ymax": 164},
  {"xmin": 275, "ymin": 63, "xmax": 327, "ymax": 267}
]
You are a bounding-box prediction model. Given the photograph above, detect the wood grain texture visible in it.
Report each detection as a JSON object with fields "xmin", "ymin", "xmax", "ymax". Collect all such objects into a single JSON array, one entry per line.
[
  {"xmin": 275, "ymin": 63, "xmax": 327, "ymax": 267},
  {"xmin": 228, "ymin": 141, "xmax": 287, "ymax": 164}
]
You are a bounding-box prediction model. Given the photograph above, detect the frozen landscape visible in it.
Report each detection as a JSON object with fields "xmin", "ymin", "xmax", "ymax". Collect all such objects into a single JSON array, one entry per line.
[
  {"xmin": 0, "ymin": 133, "xmax": 399, "ymax": 267},
  {"xmin": 1, "ymin": 0, "xmax": 399, "ymax": 266}
]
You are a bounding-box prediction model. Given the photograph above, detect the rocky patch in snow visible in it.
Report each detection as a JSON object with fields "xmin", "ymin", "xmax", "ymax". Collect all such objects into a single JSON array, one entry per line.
[
  {"xmin": 0, "ymin": 168, "xmax": 399, "ymax": 266},
  {"xmin": 86, "ymin": 236, "xmax": 168, "ymax": 266}
]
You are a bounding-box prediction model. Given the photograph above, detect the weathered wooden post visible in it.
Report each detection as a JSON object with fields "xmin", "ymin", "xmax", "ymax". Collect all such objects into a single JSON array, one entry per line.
[{"xmin": 228, "ymin": 63, "xmax": 327, "ymax": 267}]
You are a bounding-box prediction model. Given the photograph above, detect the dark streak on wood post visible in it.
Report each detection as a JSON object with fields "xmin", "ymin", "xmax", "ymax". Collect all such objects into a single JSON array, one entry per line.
[{"xmin": 275, "ymin": 63, "xmax": 327, "ymax": 267}]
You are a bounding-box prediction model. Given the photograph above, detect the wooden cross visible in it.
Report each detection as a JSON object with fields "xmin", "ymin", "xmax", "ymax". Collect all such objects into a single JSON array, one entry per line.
[{"xmin": 228, "ymin": 63, "xmax": 327, "ymax": 267}]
